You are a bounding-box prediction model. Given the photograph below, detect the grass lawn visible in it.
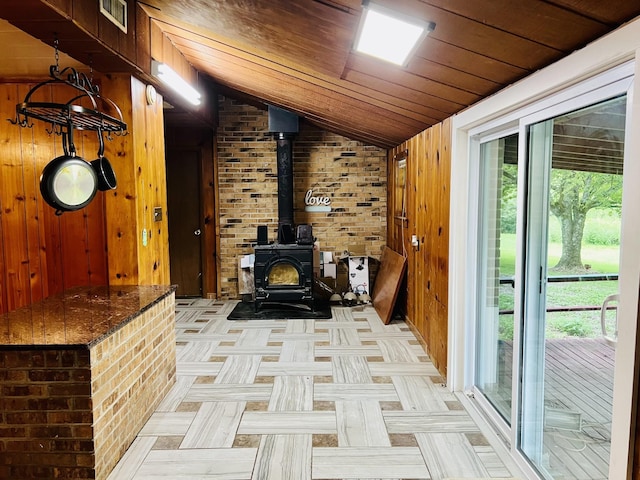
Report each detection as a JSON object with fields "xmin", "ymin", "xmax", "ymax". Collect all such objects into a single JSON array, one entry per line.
[
  {"xmin": 497, "ymin": 233, "xmax": 619, "ymax": 339},
  {"xmin": 499, "ymin": 233, "xmax": 620, "ymax": 275}
]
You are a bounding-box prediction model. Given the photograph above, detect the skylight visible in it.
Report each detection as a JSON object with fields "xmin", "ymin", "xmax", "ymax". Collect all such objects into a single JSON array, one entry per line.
[{"xmin": 355, "ymin": 2, "xmax": 434, "ymax": 66}]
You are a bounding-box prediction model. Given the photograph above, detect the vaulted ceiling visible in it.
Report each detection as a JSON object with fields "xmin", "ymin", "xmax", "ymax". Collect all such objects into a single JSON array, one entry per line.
[
  {"xmin": 139, "ymin": 0, "xmax": 640, "ymax": 147},
  {"xmin": 2, "ymin": 1, "xmax": 640, "ymax": 149}
]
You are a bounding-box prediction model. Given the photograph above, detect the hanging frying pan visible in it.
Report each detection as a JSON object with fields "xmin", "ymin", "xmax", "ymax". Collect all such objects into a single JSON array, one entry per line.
[
  {"xmin": 90, "ymin": 129, "xmax": 117, "ymax": 191},
  {"xmin": 40, "ymin": 129, "xmax": 98, "ymax": 215}
]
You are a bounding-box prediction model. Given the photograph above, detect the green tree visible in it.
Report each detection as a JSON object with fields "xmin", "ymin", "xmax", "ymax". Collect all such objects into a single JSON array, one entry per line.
[{"xmin": 549, "ymin": 170, "xmax": 622, "ymax": 270}]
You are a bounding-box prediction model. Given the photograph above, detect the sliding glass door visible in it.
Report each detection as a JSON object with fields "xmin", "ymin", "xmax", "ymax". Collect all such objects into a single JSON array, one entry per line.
[
  {"xmin": 475, "ymin": 133, "xmax": 519, "ymax": 424},
  {"xmin": 520, "ymin": 96, "xmax": 625, "ymax": 480},
  {"xmin": 474, "ymin": 94, "xmax": 626, "ymax": 480}
]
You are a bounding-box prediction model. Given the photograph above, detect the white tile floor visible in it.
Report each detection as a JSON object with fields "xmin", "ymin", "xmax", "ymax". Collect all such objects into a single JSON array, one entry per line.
[{"xmin": 108, "ymin": 299, "xmax": 524, "ymax": 480}]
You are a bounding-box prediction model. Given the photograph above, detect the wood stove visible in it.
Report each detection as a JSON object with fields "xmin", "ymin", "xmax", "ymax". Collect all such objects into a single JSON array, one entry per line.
[
  {"xmin": 253, "ymin": 106, "xmax": 315, "ymax": 311},
  {"xmin": 254, "ymin": 243, "xmax": 314, "ymax": 311}
]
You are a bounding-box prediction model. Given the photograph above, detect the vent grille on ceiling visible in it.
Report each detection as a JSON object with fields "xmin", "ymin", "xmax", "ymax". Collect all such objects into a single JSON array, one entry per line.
[{"xmin": 100, "ymin": 0, "xmax": 128, "ymax": 33}]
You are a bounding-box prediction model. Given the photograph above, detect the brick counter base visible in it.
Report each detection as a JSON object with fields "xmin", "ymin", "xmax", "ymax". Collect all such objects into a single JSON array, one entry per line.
[{"xmin": 0, "ymin": 293, "xmax": 176, "ymax": 479}]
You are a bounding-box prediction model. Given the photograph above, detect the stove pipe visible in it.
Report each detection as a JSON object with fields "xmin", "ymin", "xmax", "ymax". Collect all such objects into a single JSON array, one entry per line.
[
  {"xmin": 276, "ymin": 133, "xmax": 295, "ymax": 243},
  {"xmin": 268, "ymin": 106, "xmax": 299, "ymax": 244}
]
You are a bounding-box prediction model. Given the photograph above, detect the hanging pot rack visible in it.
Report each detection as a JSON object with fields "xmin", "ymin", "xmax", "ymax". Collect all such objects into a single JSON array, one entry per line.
[{"xmin": 13, "ymin": 64, "xmax": 127, "ymax": 135}]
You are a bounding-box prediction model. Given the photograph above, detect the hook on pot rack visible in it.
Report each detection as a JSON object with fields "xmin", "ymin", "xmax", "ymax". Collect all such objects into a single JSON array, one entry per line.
[{"xmin": 10, "ymin": 64, "xmax": 128, "ymax": 136}]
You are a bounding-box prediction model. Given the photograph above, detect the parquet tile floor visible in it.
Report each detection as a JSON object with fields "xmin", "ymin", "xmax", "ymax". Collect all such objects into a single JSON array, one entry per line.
[{"xmin": 108, "ymin": 299, "xmax": 524, "ymax": 480}]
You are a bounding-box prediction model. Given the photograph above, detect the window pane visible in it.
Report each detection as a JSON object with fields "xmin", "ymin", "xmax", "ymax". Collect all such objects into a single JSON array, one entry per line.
[{"xmin": 475, "ymin": 133, "xmax": 519, "ymax": 424}]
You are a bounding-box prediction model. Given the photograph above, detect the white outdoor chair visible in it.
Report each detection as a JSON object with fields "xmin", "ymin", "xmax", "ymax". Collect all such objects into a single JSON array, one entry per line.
[{"xmin": 600, "ymin": 293, "xmax": 619, "ymax": 347}]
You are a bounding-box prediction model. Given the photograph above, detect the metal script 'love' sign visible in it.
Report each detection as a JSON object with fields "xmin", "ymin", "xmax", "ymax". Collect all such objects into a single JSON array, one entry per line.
[{"xmin": 304, "ymin": 189, "xmax": 331, "ymax": 212}]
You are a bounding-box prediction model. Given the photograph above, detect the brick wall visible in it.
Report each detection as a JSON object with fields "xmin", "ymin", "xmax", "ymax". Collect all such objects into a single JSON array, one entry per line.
[
  {"xmin": 217, "ymin": 96, "xmax": 388, "ymax": 298},
  {"xmin": 92, "ymin": 292, "xmax": 176, "ymax": 479},
  {"xmin": 0, "ymin": 348, "xmax": 94, "ymax": 479},
  {"xmin": 0, "ymin": 293, "xmax": 176, "ymax": 479}
]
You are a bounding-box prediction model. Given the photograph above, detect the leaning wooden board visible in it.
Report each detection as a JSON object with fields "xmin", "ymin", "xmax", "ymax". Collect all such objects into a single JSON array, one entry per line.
[{"xmin": 372, "ymin": 247, "xmax": 408, "ymax": 325}]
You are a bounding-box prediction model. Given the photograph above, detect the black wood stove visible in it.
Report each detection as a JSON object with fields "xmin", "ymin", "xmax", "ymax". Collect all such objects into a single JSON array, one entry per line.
[
  {"xmin": 254, "ymin": 242, "xmax": 314, "ymax": 311},
  {"xmin": 253, "ymin": 106, "xmax": 315, "ymax": 311}
]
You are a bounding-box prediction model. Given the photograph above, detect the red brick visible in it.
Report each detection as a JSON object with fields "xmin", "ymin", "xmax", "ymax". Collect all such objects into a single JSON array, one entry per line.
[
  {"xmin": 48, "ymin": 382, "xmax": 92, "ymax": 397},
  {"xmin": 29, "ymin": 370, "xmax": 71, "ymax": 382},
  {"xmin": 6, "ymin": 411, "xmax": 47, "ymax": 423}
]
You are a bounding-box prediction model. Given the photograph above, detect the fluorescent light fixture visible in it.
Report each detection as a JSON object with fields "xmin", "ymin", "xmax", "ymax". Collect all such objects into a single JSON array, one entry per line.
[
  {"xmin": 355, "ymin": 2, "xmax": 435, "ymax": 66},
  {"xmin": 151, "ymin": 60, "xmax": 202, "ymax": 106}
]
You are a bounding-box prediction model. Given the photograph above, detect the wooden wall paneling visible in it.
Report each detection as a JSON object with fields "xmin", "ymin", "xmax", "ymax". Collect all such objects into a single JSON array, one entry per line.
[
  {"xmin": 0, "ymin": 188, "xmax": 5, "ymax": 313},
  {"xmin": 35, "ymin": 84, "xmax": 66, "ymax": 297},
  {"xmin": 38, "ymin": 84, "xmax": 104, "ymax": 289},
  {"xmin": 406, "ymin": 139, "xmax": 418, "ymax": 332},
  {"xmin": 71, "ymin": 0, "xmax": 99, "ymax": 37},
  {"xmin": 0, "ymin": 84, "xmax": 31, "ymax": 311},
  {"xmin": 418, "ymin": 129, "xmax": 430, "ymax": 338},
  {"xmin": 408, "ymin": 134, "xmax": 419, "ymax": 335},
  {"xmin": 58, "ymin": 211, "xmax": 89, "ymax": 288},
  {"xmin": 42, "ymin": 0, "xmax": 72, "ymax": 11},
  {"xmin": 97, "ymin": 13, "xmax": 121, "ymax": 62},
  {"xmin": 136, "ymin": 3, "xmax": 152, "ymax": 73},
  {"xmin": 386, "ymin": 150, "xmax": 394, "ymax": 251},
  {"xmin": 439, "ymin": 117, "xmax": 452, "ymax": 306},
  {"xmin": 429, "ymin": 122, "xmax": 447, "ymax": 372},
  {"xmin": 149, "ymin": 20, "xmax": 164, "ymax": 63},
  {"xmin": 426, "ymin": 122, "xmax": 441, "ymax": 306},
  {"xmin": 17, "ymin": 84, "xmax": 47, "ymax": 304},
  {"xmin": 118, "ymin": 0, "xmax": 138, "ymax": 62},
  {"xmin": 101, "ymin": 74, "xmax": 169, "ymax": 287},
  {"xmin": 388, "ymin": 144, "xmax": 411, "ymax": 320},
  {"xmin": 85, "ymin": 193, "xmax": 108, "ymax": 286},
  {"xmin": 426, "ymin": 123, "xmax": 437, "ymax": 367},
  {"xmin": 77, "ymin": 129, "xmax": 108, "ymax": 288},
  {"xmin": 102, "ymin": 75, "xmax": 139, "ymax": 285},
  {"xmin": 425, "ymin": 293, "xmax": 446, "ymax": 374},
  {"xmin": 149, "ymin": 20, "xmax": 197, "ymax": 86},
  {"xmin": 75, "ymin": 130, "xmax": 106, "ymax": 287},
  {"xmin": 31, "ymin": 121, "xmax": 56, "ymax": 300},
  {"xmin": 141, "ymin": 80, "xmax": 169, "ymax": 286},
  {"xmin": 56, "ymin": 131, "xmax": 93, "ymax": 288},
  {"xmin": 134, "ymin": 76, "xmax": 156, "ymax": 285},
  {"xmin": 387, "ymin": 119, "xmax": 451, "ymax": 375},
  {"xmin": 0, "ymin": 80, "xmax": 109, "ymax": 313}
]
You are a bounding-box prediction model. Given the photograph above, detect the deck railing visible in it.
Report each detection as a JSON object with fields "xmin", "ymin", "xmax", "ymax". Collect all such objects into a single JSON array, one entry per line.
[{"xmin": 498, "ymin": 273, "xmax": 618, "ymax": 315}]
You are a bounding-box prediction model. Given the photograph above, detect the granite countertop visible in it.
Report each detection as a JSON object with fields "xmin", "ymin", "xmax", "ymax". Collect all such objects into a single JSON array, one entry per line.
[{"xmin": 0, "ymin": 285, "xmax": 176, "ymax": 348}]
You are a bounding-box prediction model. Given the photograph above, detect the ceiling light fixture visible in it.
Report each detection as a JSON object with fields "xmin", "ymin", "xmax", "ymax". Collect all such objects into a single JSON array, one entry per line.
[
  {"xmin": 151, "ymin": 60, "xmax": 202, "ymax": 106},
  {"xmin": 355, "ymin": 1, "xmax": 435, "ymax": 66}
]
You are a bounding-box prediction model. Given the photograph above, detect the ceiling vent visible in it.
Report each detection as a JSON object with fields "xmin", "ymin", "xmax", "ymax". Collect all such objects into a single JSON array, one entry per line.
[{"xmin": 100, "ymin": 0, "xmax": 128, "ymax": 33}]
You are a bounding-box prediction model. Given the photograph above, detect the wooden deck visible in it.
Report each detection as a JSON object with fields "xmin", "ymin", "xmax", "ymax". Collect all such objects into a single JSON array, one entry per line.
[
  {"xmin": 543, "ymin": 338, "xmax": 614, "ymax": 480},
  {"xmin": 495, "ymin": 337, "xmax": 614, "ymax": 479}
]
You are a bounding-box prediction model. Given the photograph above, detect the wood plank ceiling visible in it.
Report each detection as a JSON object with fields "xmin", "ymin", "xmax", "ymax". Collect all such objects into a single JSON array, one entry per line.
[
  {"xmin": 141, "ymin": 0, "xmax": 640, "ymax": 148},
  {"xmin": 0, "ymin": 1, "xmax": 638, "ymax": 149}
]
